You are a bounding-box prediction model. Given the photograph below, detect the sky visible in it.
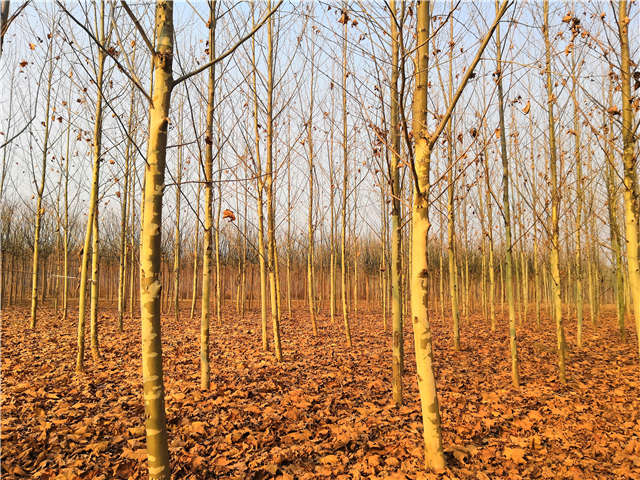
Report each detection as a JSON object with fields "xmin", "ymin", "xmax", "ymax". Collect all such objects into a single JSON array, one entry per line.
[{"xmin": 1, "ymin": 1, "xmax": 638, "ymax": 265}]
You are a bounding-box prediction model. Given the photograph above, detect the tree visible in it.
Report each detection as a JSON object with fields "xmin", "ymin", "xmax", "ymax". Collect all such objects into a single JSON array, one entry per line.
[
  {"xmin": 29, "ymin": 24, "xmax": 54, "ymax": 330},
  {"xmin": 543, "ymin": 0, "xmax": 567, "ymax": 382},
  {"xmin": 200, "ymin": 0, "xmax": 216, "ymax": 390},
  {"xmin": 495, "ymin": 0, "xmax": 519, "ymax": 386},
  {"xmin": 409, "ymin": 0, "xmax": 509, "ymax": 470},
  {"xmin": 389, "ymin": 0, "xmax": 403, "ymax": 407},
  {"xmin": 616, "ymin": 0, "xmax": 640, "ymax": 361},
  {"xmin": 76, "ymin": 0, "xmax": 107, "ymax": 370}
]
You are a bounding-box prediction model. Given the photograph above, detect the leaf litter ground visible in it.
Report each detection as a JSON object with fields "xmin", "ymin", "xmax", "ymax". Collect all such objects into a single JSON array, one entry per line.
[{"xmin": 2, "ymin": 302, "xmax": 639, "ymax": 479}]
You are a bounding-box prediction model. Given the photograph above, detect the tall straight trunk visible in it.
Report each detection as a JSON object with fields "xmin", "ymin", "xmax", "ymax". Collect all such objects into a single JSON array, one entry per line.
[
  {"xmin": 190, "ymin": 182, "xmax": 200, "ymax": 321},
  {"xmin": 389, "ymin": 0, "xmax": 403, "ymax": 407},
  {"xmin": 605, "ymin": 105, "xmax": 625, "ymax": 336},
  {"xmin": 129, "ymin": 157, "xmax": 137, "ymax": 320},
  {"xmin": 482, "ymin": 146, "xmax": 496, "ymax": 332},
  {"xmin": 76, "ymin": 7, "xmax": 105, "ymax": 369},
  {"xmin": 307, "ymin": 47, "xmax": 318, "ymax": 334},
  {"xmin": 266, "ymin": 1, "xmax": 282, "ymax": 360},
  {"xmin": 54, "ymin": 179, "xmax": 62, "ymax": 313},
  {"xmin": 138, "ymin": 1, "xmax": 174, "ymax": 477},
  {"xmin": 329, "ymin": 96, "xmax": 336, "ymax": 323},
  {"xmin": 62, "ymin": 80, "xmax": 72, "ymax": 323},
  {"xmin": 495, "ymin": 0, "xmax": 519, "ymax": 386},
  {"xmin": 275, "ymin": 241, "xmax": 283, "ymax": 318},
  {"xmin": 173, "ymin": 114, "xmax": 182, "ymax": 322},
  {"xmin": 408, "ymin": 2, "xmax": 510, "ymax": 459},
  {"xmin": 119, "ymin": 82, "xmax": 136, "ymax": 331},
  {"xmin": 410, "ymin": 3, "xmax": 445, "ymax": 469},
  {"xmin": 266, "ymin": 2, "xmax": 282, "ymax": 359},
  {"xmin": 446, "ymin": 8, "xmax": 460, "ymax": 350},
  {"xmin": 200, "ymin": 0, "xmax": 216, "ymax": 390},
  {"xmin": 439, "ymin": 228, "xmax": 445, "ymax": 320},
  {"xmin": 215, "ymin": 118, "xmax": 222, "ymax": 324},
  {"xmin": 286, "ymin": 130, "xmax": 292, "ymax": 318},
  {"xmin": 30, "ymin": 38, "xmax": 54, "ymax": 329},
  {"xmin": 353, "ymin": 242, "xmax": 358, "ymax": 315},
  {"xmin": 529, "ymin": 117, "xmax": 542, "ymax": 327},
  {"xmin": 462, "ymin": 203, "xmax": 470, "ymax": 320},
  {"xmin": 570, "ymin": 47, "xmax": 583, "ymax": 347},
  {"xmin": 90, "ymin": 208, "xmax": 100, "ymax": 360},
  {"xmin": 252, "ymin": 4, "xmax": 269, "ymax": 352},
  {"xmin": 617, "ymin": 0, "xmax": 640, "ymax": 360},
  {"xmin": 241, "ymin": 179, "xmax": 248, "ymax": 315},
  {"xmin": 543, "ymin": 0, "xmax": 567, "ymax": 382},
  {"xmin": 379, "ymin": 191, "xmax": 387, "ymax": 331},
  {"xmin": 341, "ymin": 4, "xmax": 352, "ymax": 347}
]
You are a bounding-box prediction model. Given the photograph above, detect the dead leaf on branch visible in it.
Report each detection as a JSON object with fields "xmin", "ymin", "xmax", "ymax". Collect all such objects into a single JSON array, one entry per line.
[{"xmin": 222, "ymin": 209, "xmax": 236, "ymax": 222}]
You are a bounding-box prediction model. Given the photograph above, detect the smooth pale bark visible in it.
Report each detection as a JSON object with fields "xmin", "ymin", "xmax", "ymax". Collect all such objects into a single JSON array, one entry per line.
[
  {"xmin": 190, "ymin": 183, "xmax": 200, "ymax": 321},
  {"xmin": 353, "ymin": 242, "xmax": 358, "ymax": 315},
  {"xmin": 482, "ymin": 146, "xmax": 497, "ymax": 332},
  {"xmin": 543, "ymin": 0, "xmax": 567, "ymax": 382},
  {"xmin": 173, "ymin": 119, "xmax": 182, "ymax": 322},
  {"xmin": 379, "ymin": 191, "xmax": 387, "ymax": 332},
  {"xmin": 30, "ymin": 39, "xmax": 54, "ymax": 330},
  {"xmin": 570, "ymin": 49, "xmax": 584, "ymax": 348},
  {"xmin": 139, "ymin": 1, "xmax": 174, "ymax": 478},
  {"xmin": 495, "ymin": 0, "xmax": 519, "ymax": 386},
  {"xmin": 90, "ymin": 210, "xmax": 100, "ymax": 361},
  {"xmin": 605, "ymin": 112, "xmax": 625, "ymax": 336},
  {"xmin": 306, "ymin": 47, "xmax": 318, "ymax": 335},
  {"xmin": 215, "ymin": 118, "xmax": 222, "ymax": 324},
  {"xmin": 266, "ymin": 1, "xmax": 282, "ymax": 361},
  {"xmin": 62, "ymin": 87, "xmax": 71, "ymax": 323},
  {"xmin": 329, "ymin": 97, "xmax": 336, "ymax": 324},
  {"xmin": 286, "ymin": 131, "xmax": 293, "ymax": 318},
  {"xmin": 445, "ymin": 8, "xmax": 460, "ymax": 350},
  {"xmin": 252, "ymin": 4, "xmax": 269, "ymax": 352},
  {"xmin": 617, "ymin": 0, "xmax": 640, "ymax": 360},
  {"xmin": 128, "ymin": 157, "xmax": 137, "ymax": 320},
  {"xmin": 201, "ymin": 1, "xmax": 216, "ymax": 390},
  {"xmin": 341, "ymin": 4, "xmax": 352, "ymax": 347},
  {"xmin": 411, "ymin": 3, "xmax": 444, "ymax": 469},
  {"xmin": 439, "ymin": 229, "xmax": 445, "ymax": 321},
  {"xmin": 76, "ymin": 14, "xmax": 105, "ymax": 370},
  {"xmin": 241, "ymin": 180, "xmax": 248, "ymax": 316},
  {"xmin": 389, "ymin": 0, "xmax": 403, "ymax": 407},
  {"xmin": 409, "ymin": 1, "xmax": 508, "ymax": 469},
  {"xmin": 119, "ymin": 83, "xmax": 136, "ymax": 331},
  {"xmin": 528, "ymin": 118, "xmax": 542, "ymax": 327}
]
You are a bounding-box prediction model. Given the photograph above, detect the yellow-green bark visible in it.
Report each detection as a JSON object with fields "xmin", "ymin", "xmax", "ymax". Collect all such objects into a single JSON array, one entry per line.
[
  {"xmin": 190, "ymin": 182, "xmax": 200, "ymax": 321},
  {"xmin": 139, "ymin": 1, "xmax": 174, "ymax": 477},
  {"xmin": 266, "ymin": 1, "xmax": 282, "ymax": 361},
  {"xmin": 307, "ymin": 47, "xmax": 318, "ymax": 335},
  {"xmin": 30, "ymin": 38, "xmax": 54, "ymax": 330},
  {"xmin": 543, "ymin": 0, "xmax": 567, "ymax": 382},
  {"xmin": 495, "ymin": 0, "xmax": 519, "ymax": 386},
  {"xmin": 390, "ymin": 0, "xmax": 403, "ymax": 407},
  {"xmin": 76, "ymin": 11, "xmax": 105, "ymax": 370},
  {"xmin": 252, "ymin": 3, "xmax": 269, "ymax": 352},
  {"xmin": 90, "ymin": 210, "xmax": 100, "ymax": 361},
  {"xmin": 617, "ymin": 0, "xmax": 640, "ymax": 360},
  {"xmin": 173, "ymin": 116, "xmax": 182, "ymax": 322},
  {"xmin": 341, "ymin": 4, "xmax": 352, "ymax": 348},
  {"xmin": 200, "ymin": 0, "xmax": 216, "ymax": 389}
]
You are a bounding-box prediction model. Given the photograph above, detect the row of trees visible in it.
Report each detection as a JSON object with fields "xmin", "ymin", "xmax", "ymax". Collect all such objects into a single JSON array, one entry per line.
[{"xmin": 1, "ymin": 0, "xmax": 638, "ymax": 477}]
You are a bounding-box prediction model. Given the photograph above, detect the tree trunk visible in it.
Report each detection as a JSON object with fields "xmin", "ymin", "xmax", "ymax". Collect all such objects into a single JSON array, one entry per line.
[
  {"xmin": 139, "ymin": 1, "xmax": 174, "ymax": 476},
  {"xmin": 617, "ymin": 0, "xmax": 640, "ymax": 360},
  {"xmin": 543, "ymin": 0, "xmax": 567, "ymax": 382}
]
